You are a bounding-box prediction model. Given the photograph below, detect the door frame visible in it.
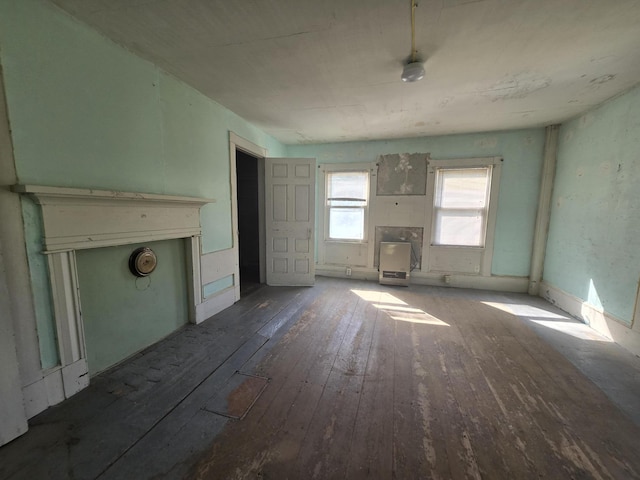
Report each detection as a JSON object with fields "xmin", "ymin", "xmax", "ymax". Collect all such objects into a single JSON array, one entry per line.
[{"xmin": 229, "ymin": 132, "xmax": 267, "ymax": 301}]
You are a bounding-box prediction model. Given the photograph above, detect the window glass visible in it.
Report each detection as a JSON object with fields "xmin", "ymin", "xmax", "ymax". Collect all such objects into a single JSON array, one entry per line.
[
  {"xmin": 329, "ymin": 208, "xmax": 365, "ymax": 240},
  {"xmin": 328, "ymin": 172, "xmax": 368, "ymax": 204},
  {"xmin": 326, "ymin": 171, "xmax": 368, "ymax": 241},
  {"xmin": 436, "ymin": 169, "xmax": 488, "ymax": 208},
  {"xmin": 433, "ymin": 167, "xmax": 490, "ymax": 247}
]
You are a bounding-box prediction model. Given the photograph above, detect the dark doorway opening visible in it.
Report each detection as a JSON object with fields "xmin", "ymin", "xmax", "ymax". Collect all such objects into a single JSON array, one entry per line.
[{"xmin": 236, "ymin": 149, "xmax": 261, "ymax": 295}]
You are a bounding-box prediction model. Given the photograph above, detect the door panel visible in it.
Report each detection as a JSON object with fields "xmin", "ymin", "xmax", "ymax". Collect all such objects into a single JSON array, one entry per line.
[{"xmin": 265, "ymin": 158, "xmax": 316, "ymax": 286}]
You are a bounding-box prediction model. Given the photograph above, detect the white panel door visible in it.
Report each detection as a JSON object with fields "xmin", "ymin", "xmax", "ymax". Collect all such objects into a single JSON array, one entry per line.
[{"xmin": 265, "ymin": 158, "xmax": 315, "ymax": 286}]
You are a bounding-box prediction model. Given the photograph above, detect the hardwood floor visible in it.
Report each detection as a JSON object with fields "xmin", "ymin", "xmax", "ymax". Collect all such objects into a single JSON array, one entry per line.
[
  {"xmin": 1, "ymin": 277, "xmax": 639, "ymax": 479},
  {"xmin": 190, "ymin": 279, "xmax": 640, "ymax": 480}
]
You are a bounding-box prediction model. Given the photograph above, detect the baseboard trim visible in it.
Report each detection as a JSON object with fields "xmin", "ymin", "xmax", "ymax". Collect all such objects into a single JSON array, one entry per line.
[
  {"xmin": 22, "ymin": 368, "xmax": 62, "ymax": 419},
  {"xmin": 316, "ymin": 265, "xmax": 378, "ymax": 281},
  {"xmin": 540, "ymin": 281, "xmax": 640, "ymax": 356},
  {"xmin": 21, "ymin": 357, "xmax": 91, "ymax": 419},
  {"xmin": 195, "ymin": 287, "xmax": 236, "ymax": 324},
  {"xmin": 316, "ymin": 265, "xmax": 528, "ymax": 293},
  {"xmin": 412, "ymin": 271, "xmax": 528, "ymax": 292}
]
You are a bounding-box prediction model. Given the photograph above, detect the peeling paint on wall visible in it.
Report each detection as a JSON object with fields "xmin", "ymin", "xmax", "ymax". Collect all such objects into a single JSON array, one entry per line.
[{"xmin": 376, "ymin": 153, "xmax": 429, "ymax": 195}]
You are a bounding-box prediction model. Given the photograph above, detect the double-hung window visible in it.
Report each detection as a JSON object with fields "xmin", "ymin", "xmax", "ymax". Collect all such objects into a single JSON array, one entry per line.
[
  {"xmin": 427, "ymin": 157, "xmax": 501, "ymax": 276},
  {"xmin": 326, "ymin": 171, "xmax": 369, "ymax": 241},
  {"xmin": 432, "ymin": 167, "xmax": 492, "ymax": 247}
]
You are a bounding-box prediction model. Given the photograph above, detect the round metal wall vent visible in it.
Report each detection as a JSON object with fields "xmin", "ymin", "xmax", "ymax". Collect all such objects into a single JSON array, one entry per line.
[{"xmin": 129, "ymin": 247, "xmax": 157, "ymax": 277}]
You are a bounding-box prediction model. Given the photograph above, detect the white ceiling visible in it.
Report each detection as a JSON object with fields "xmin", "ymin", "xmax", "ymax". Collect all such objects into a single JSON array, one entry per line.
[{"xmin": 51, "ymin": 0, "xmax": 640, "ymax": 144}]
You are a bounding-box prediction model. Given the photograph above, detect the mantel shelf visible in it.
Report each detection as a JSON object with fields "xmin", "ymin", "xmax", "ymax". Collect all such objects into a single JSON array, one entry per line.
[
  {"xmin": 12, "ymin": 184, "xmax": 214, "ymax": 252},
  {"xmin": 12, "ymin": 184, "xmax": 215, "ymax": 206}
]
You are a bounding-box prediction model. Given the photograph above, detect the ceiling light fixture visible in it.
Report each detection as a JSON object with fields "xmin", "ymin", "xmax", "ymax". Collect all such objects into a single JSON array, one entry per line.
[{"xmin": 401, "ymin": 0, "xmax": 425, "ymax": 82}]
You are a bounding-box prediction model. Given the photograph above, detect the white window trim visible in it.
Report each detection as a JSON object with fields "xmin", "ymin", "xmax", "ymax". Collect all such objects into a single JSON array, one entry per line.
[
  {"xmin": 432, "ymin": 166, "xmax": 492, "ymax": 247},
  {"xmin": 423, "ymin": 157, "xmax": 502, "ymax": 276},
  {"xmin": 318, "ymin": 163, "xmax": 375, "ymax": 264}
]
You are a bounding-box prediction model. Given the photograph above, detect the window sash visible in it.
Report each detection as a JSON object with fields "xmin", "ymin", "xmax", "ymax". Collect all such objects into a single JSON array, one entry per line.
[
  {"xmin": 328, "ymin": 206, "xmax": 365, "ymax": 240},
  {"xmin": 327, "ymin": 172, "xmax": 368, "ymax": 203},
  {"xmin": 432, "ymin": 167, "xmax": 491, "ymax": 247},
  {"xmin": 325, "ymin": 170, "xmax": 369, "ymax": 242}
]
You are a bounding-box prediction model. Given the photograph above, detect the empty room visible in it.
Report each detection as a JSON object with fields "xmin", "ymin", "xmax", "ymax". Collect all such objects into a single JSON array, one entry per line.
[{"xmin": 1, "ymin": 0, "xmax": 640, "ymax": 479}]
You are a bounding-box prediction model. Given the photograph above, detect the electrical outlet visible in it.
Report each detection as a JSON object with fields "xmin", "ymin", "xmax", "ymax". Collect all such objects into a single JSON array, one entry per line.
[{"xmin": 346, "ymin": 267, "xmax": 352, "ymax": 277}]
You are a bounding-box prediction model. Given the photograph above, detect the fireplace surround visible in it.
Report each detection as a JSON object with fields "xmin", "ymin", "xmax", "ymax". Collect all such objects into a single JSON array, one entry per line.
[{"xmin": 13, "ymin": 184, "xmax": 214, "ymax": 401}]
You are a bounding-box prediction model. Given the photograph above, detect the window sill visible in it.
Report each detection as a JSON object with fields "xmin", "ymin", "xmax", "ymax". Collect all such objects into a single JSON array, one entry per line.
[
  {"xmin": 325, "ymin": 239, "xmax": 368, "ymax": 245},
  {"xmin": 430, "ymin": 245, "xmax": 485, "ymax": 251}
]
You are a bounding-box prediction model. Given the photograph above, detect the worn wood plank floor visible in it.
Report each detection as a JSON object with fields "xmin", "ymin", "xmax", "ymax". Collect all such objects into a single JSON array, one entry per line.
[
  {"xmin": 1, "ymin": 277, "xmax": 639, "ymax": 479},
  {"xmin": 191, "ymin": 279, "xmax": 640, "ymax": 480}
]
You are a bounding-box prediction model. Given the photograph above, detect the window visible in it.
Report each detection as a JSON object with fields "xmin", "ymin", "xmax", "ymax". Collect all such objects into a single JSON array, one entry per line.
[
  {"xmin": 426, "ymin": 157, "xmax": 501, "ymax": 276},
  {"xmin": 326, "ymin": 171, "xmax": 369, "ymax": 241},
  {"xmin": 432, "ymin": 167, "xmax": 492, "ymax": 247}
]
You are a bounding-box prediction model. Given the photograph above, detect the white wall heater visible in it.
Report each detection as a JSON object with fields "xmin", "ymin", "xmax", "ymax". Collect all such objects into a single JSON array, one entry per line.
[{"xmin": 379, "ymin": 242, "xmax": 411, "ymax": 286}]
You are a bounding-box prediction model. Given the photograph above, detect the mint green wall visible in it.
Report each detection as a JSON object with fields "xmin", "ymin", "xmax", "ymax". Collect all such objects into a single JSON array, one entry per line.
[
  {"xmin": 76, "ymin": 239, "xmax": 188, "ymax": 375},
  {"xmin": 544, "ymin": 85, "xmax": 640, "ymax": 325},
  {"xmin": 0, "ymin": 0, "xmax": 285, "ymax": 254},
  {"xmin": 0, "ymin": 0, "xmax": 285, "ymax": 370},
  {"xmin": 288, "ymin": 129, "xmax": 545, "ymax": 277}
]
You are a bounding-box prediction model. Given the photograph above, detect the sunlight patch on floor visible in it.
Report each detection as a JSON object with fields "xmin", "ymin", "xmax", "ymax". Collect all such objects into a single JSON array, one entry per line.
[
  {"xmin": 482, "ymin": 301, "xmax": 612, "ymax": 342},
  {"xmin": 351, "ymin": 289, "xmax": 406, "ymax": 305},
  {"xmin": 351, "ymin": 289, "xmax": 449, "ymax": 326},
  {"xmin": 482, "ymin": 302, "xmax": 567, "ymax": 319},
  {"xmin": 530, "ymin": 320, "xmax": 612, "ymax": 342}
]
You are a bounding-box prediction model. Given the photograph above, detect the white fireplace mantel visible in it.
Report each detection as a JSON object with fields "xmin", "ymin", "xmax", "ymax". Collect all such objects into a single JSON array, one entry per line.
[
  {"xmin": 12, "ymin": 184, "xmax": 215, "ymax": 252},
  {"xmin": 13, "ymin": 184, "xmax": 215, "ymax": 405}
]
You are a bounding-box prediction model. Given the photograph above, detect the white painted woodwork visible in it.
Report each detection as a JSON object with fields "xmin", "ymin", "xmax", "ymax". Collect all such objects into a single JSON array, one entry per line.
[
  {"xmin": 201, "ymin": 248, "xmax": 237, "ymax": 286},
  {"xmin": 541, "ymin": 281, "xmax": 640, "ymax": 357},
  {"xmin": 317, "ymin": 158, "xmax": 505, "ymax": 280},
  {"xmin": 428, "ymin": 246, "xmax": 483, "ymax": 274},
  {"xmin": 324, "ymin": 242, "xmax": 368, "ymax": 267},
  {"xmin": 0, "ymin": 65, "xmax": 31, "ymax": 444},
  {"xmin": 22, "ymin": 379, "xmax": 49, "ymax": 419},
  {"xmin": 0, "ymin": 190, "xmax": 42, "ymax": 386},
  {"xmin": 42, "ymin": 369, "xmax": 65, "ymax": 406},
  {"xmin": 317, "ymin": 163, "xmax": 375, "ymax": 268},
  {"xmin": 186, "ymin": 236, "xmax": 203, "ymax": 324},
  {"xmin": 634, "ymin": 282, "xmax": 640, "ymax": 331},
  {"xmin": 423, "ymin": 157, "xmax": 502, "ymax": 277},
  {"xmin": 0, "ymin": 242, "xmax": 29, "ymax": 446},
  {"xmin": 12, "ymin": 185, "xmax": 214, "ymax": 252},
  {"xmin": 257, "ymin": 160, "xmax": 267, "ymax": 284},
  {"xmin": 529, "ymin": 125, "xmax": 560, "ymax": 295},
  {"xmin": 195, "ymin": 287, "xmax": 237, "ymax": 324},
  {"xmin": 229, "ymin": 132, "xmax": 268, "ymax": 300},
  {"xmin": 372, "ymin": 195, "xmax": 428, "ymax": 228},
  {"xmin": 315, "ymin": 264, "xmax": 529, "ymax": 292},
  {"xmin": 265, "ymin": 158, "xmax": 316, "ymax": 286},
  {"xmin": 61, "ymin": 359, "xmax": 90, "ymax": 397},
  {"xmin": 11, "ymin": 184, "xmax": 213, "ymax": 411},
  {"xmin": 51, "ymin": 0, "xmax": 640, "ymax": 144},
  {"xmin": 47, "ymin": 251, "xmax": 85, "ymax": 366}
]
